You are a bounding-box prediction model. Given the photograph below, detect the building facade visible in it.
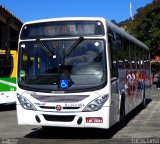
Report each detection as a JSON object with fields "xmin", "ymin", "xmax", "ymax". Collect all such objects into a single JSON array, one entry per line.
[{"xmin": 0, "ymin": 5, "xmax": 22, "ymax": 50}]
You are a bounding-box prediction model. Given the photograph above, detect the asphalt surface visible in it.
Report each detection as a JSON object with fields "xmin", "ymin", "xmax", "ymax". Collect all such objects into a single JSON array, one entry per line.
[{"xmin": 0, "ymin": 85, "xmax": 160, "ymax": 144}]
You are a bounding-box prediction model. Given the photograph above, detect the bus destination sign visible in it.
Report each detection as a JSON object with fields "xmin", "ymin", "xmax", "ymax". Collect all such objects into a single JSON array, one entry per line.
[{"xmin": 21, "ymin": 21, "xmax": 104, "ymax": 39}]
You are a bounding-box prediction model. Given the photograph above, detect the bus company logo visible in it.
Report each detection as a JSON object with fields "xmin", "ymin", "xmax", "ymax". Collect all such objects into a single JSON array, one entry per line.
[
  {"xmin": 40, "ymin": 102, "xmax": 46, "ymax": 106},
  {"xmin": 56, "ymin": 105, "xmax": 62, "ymax": 111}
]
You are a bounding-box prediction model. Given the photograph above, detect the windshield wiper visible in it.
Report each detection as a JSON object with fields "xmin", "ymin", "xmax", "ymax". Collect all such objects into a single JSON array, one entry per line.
[
  {"xmin": 65, "ymin": 37, "xmax": 84, "ymax": 57},
  {"xmin": 94, "ymin": 52, "xmax": 102, "ymax": 62},
  {"xmin": 36, "ymin": 38, "xmax": 53, "ymax": 56}
]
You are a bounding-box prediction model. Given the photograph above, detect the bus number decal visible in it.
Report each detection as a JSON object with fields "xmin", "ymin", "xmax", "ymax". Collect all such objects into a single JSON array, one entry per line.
[{"xmin": 65, "ymin": 103, "xmax": 85, "ymax": 107}]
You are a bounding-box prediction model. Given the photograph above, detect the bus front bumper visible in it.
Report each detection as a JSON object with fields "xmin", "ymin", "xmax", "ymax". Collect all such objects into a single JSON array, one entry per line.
[
  {"xmin": 16, "ymin": 105, "xmax": 110, "ymax": 129},
  {"xmin": 0, "ymin": 91, "xmax": 16, "ymax": 105}
]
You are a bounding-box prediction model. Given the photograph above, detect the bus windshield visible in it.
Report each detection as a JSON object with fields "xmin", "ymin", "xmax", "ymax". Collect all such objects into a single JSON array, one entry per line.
[{"xmin": 18, "ymin": 39, "xmax": 106, "ymax": 92}]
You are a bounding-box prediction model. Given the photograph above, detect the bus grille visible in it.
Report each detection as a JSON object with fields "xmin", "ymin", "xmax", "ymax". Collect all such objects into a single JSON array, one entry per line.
[
  {"xmin": 40, "ymin": 106, "xmax": 80, "ymax": 110},
  {"xmin": 32, "ymin": 94, "xmax": 89, "ymax": 103},
  {"xmin": 43, "ymin": 114, "xmax": 75, "ymax": 122}
]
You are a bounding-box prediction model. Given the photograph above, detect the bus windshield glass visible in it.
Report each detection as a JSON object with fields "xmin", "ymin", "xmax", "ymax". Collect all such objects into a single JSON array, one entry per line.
[
  {"xmin": 18, "ymin": 39, "xmax": 106, "ymax": 92},
  {"xmin": 21, "ymin": 21, "xmax": 104, "ymax": 39}
]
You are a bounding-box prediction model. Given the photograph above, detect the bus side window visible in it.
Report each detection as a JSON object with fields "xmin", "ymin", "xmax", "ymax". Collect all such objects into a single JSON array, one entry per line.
[
  {"xmin": 116, "ymin": 34, "xmax": 123, "ymax": 69},
  {"xmin": 135, "ymin": 45, "xmax": 140, "ymax": 69},
  {"xmin": 130, "ymin": 42, "xmax": 136, "ymax": 69},
  {"xmin": 109, "ymin": 31, "xmax": 123, "ymax": 78},
  {"xmin": 108, "ymin": 30, "xmax": 119, "ymax": 78},
  {"xmin": 139, "ymin": 49, "xmax": 144, "ymax": 69},
  {"xmin": 125, "ymin": 60, "xmax": 130, "ymax": 68},
  {"xmin": 118, "ymin": 60, "xmax": 124, "ymax": 69},
  {"xmin": 0, "ymin": 54, "xmax": 13, "ymax": 77},
  {"xmin": 123, "ymin": 38, "xmax": 131, "ymax": 69}
]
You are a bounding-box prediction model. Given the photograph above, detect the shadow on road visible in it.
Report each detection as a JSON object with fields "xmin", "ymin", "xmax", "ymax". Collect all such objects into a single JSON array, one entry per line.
[
  {"xmin": 25, "ymin": 126, "xmax": 119, "ymax": 139},
  {"xmin": 122, "ymin": 97, "xmax": 152, "ymax": 128},
  {"xmin": 24, "ymin": 98, "xmax": 152, "ymax": 139},
  {"xmin": 0, "ymin": 103, "xmax": 16, "ymax": 112}
]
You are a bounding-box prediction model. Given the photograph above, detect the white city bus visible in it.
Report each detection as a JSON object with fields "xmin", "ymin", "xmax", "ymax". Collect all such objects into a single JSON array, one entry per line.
[{"xmin": 16, "ymin": 17, "xmax": 151, "ymax": 129}]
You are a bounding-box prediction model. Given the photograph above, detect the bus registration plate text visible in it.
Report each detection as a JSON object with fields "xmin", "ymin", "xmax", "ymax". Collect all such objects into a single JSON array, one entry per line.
[{"xmin": 86, "ymin": 117, "xmax": 103, "ymax": 123}]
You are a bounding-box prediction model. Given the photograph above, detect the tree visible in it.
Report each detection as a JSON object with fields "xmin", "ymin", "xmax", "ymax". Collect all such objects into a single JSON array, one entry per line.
[
  {"xmin": 111, "ymin": 19, "xmax": 118, "ymax": 25},
  {"xmin": 118, "ymin": 0, "xmax": 160, "ymax": 58}
]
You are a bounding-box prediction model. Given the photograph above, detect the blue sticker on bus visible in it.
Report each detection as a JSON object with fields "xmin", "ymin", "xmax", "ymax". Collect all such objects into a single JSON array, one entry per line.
[{"xmin": 60, "ymin": 80, "xmax": 69, "ymax": 89}]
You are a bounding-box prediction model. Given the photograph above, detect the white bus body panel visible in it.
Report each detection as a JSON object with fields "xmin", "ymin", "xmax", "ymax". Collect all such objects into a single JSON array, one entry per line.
[
  {"xmin": 0, "ymin": 91, "xmax": 16, "ymax": 104},
  {"xmin": 16, "ymin": 82, "xmax": 120, "ymax": 129}
]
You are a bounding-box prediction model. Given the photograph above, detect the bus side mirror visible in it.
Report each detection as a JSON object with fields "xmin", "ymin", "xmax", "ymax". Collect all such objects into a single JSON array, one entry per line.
[{"xmin": 4, "ymin": 37, "xmax": 18, "ymax": 55}]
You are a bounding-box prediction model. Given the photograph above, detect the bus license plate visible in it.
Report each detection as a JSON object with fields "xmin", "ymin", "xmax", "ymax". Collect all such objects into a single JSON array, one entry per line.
[{"xmin": 86, "ymin": 117, "xmax": 103, "ymax": 123}]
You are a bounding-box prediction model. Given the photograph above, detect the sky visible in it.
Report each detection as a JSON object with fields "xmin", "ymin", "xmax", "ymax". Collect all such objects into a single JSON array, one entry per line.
[{"xmin": 0, "ymin": 0, "xmax": 153, "ymax": 23}]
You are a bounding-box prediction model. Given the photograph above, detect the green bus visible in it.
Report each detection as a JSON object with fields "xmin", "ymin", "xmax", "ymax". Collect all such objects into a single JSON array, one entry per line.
[{"xmin": 0, "ymin": 50, "xmax": 17, "ymax": 105}]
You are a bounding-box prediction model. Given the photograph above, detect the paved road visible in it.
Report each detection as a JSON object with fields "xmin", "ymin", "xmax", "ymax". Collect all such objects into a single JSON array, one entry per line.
[
  {"xmin": 114, "ymin": 85, "xmax": 160, "ymax": 138},
  {"xmin": 0, "ymin": 85, "xmax": 160, "ymax": 144}
]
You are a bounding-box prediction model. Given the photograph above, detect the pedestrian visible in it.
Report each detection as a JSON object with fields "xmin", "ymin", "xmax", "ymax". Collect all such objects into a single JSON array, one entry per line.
[{"xmin": 156, "ymin": 72, "xmax": 160, "ymax": 89}]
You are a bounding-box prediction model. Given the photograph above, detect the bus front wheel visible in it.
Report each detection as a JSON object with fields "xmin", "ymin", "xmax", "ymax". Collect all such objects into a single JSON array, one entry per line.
[
  {"xmin": 118, "ymin": 95, "xmax": 126, "ymax": 129},
  {"xmin": 141, "ymin": 89, "xmax": 146, "ymax": 109}
]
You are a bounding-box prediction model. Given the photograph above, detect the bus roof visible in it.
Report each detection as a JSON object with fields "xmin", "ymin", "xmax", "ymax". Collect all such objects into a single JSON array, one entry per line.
[
  {"xmin": 22, "ymin": 17, "xmax": 148, "ymax": 50},
  {"xmin": 22, "ymin": 17, "xmax": 106, "ymax": 25}
]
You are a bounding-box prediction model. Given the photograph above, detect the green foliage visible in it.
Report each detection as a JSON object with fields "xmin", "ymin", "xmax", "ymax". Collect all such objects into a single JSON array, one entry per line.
[{"xmin": 118, "ymin": 0, "xmax": 160, "ymax": 58}]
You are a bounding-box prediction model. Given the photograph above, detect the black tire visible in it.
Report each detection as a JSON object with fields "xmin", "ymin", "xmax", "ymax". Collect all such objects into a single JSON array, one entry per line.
[
  {"xmin": 118, "ymin": 95, "xmax": 126, "ymax": 129},
  {"xmin": 42, "ymin": 126, "xmax": 54, "ymax": 131},
  {"xmin": 141, "ymin": 88, "xmax": 146, "ymax": 109}
]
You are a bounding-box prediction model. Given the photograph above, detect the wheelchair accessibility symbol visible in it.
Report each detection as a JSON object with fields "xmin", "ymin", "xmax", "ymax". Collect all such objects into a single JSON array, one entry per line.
[{"xmin": 60, "ymin": 80, "xmax": 69, "ymax": 89}]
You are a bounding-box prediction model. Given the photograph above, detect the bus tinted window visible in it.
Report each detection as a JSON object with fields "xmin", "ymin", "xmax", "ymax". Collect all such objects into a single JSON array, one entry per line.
[
  {"xmin": 0, "ymin": 55, "xmax": 13, "ymax": 77},
  {"xmin": 21, "ymin": 21, "xmax": 104, "ymax": 39}
]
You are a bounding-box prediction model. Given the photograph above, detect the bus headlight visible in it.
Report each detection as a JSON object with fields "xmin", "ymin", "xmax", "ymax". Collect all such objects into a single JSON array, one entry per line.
[
  {"xmin": 17, "ymin": 94, "xmax": 37, "ymax": 110},
  {"xmin": 83, "ymin": 95, "xmax": 109, "ymax": 112}
]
